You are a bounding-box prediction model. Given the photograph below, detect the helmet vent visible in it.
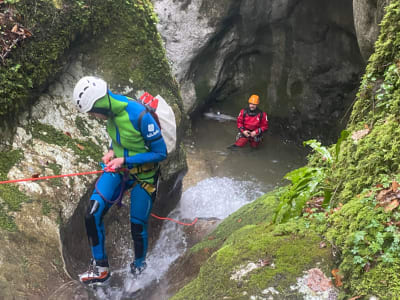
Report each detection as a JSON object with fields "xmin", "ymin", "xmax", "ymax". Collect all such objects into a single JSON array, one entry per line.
[{"xmin": 73, "ymin": 76, "xmax": 107, "ymax": 113}]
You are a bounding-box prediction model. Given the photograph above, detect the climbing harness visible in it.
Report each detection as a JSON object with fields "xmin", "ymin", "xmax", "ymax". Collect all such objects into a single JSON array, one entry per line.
[
  {"xmin": 129, "ymin": 163, "xmax": 157, "ymax": 175},
  {"xmin": 94, "ymin": 163, "xmax": 130, "ymax": 208},
  {"xmin": 0, "ymin": 165, "xmax": 197, "ymax": 226}
]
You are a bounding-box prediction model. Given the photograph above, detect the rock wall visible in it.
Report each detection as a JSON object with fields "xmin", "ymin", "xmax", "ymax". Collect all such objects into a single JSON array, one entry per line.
[
  {"xmin": 154, "ymin": 0, "xmax": 364, "ymax": 141},
  {"xmin": 168, "ymin": 1, "xmax": 400, "ymax": 299},
  {"xmin": 0, "ymin": 1, "xmax": 186, "ymax": 298},
  {"xmin": 353, "ymin": 0, "xmax": 391, "ymax": 61}
]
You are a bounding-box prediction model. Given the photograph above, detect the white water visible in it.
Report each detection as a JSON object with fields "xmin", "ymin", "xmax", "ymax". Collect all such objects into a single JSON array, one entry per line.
[
  {"xmin": 90, "ymin": 117, "xmax": 306, "ymax": 299},
  {"xmin": 179, "ymin": 177, "xmax": 266, "ymax": 219},
  {"xmin": 93, "ymin": 176, "xmax": 265, "ymax": 299}
]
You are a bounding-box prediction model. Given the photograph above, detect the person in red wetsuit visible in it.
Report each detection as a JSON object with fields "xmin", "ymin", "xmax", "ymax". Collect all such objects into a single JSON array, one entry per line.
[{"xmin": 231, "ymin": 94, "xmax": 268, "ymax": 149}]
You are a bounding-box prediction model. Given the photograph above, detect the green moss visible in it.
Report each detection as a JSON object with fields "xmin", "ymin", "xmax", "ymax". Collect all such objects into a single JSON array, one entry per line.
[
  {"xmin": 0, "ymin": 184, "xmax": 30, "ymax": 212},
  {"xmin": 348, "ymin": 262, "xmax": 400, "ymax": 299},
  {"xmin": 0, "ymin": 150, "xmax": 29, "ymax": 231},
  {"xmin": 325, "ymin": 186, "xmax": 400, "ymax": 298},
  {"xmin": 46, "ymin": 162, "xmax": 63, "ymax": 187},
  {"xmin": 0, "ymin": 208, "xmax": 18, "ymax": 232},
  {"xmin": 83, "ymin": 0, "xmax": 182, "ymax": 113},
  {"xmin": 0, "ymin": 0, "xmax": 184, "ymax": 132},
  {"xmin": 47, "ymin": 161, "xmax": 62, "ymax": 173},
  {"xmin": 173, "ymin": 222, "xmax": 331, "ymax": 300},
  {"xmin": 191, "ymin": 192, "xmax": 279, "ymax": 253},
  {"xmin": 75, "ymin": 116, "xmax": 92, "ymax": 137},
  {"xmin": 0, "ymin": 150, "xmax": 24, "ymax": 180},
  {"xmin": 331, "ymin": 116, "xmax": 400, "ymax": 203},
  {"xmin": 41, "ymin": 199, "xmax": 51, "ymax": 216},
  {"xmin": 30, "ymin": 121, "xmax": 103, "ymax": 163},
  {"xmin": 172, "ymin": 189, "xmax": 332, "ymax": 300}
]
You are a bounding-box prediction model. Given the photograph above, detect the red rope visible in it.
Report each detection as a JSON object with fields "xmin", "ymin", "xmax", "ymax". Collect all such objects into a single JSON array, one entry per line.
[
  {"xmin": 0, "ymin": 169, "xmax": 198, "ymax": 226},
  {"xmin": 0, "ymin": 170, "xmax": 104, "ymax": 184},
  {"xmin": 151, "ymin": 213, "xmax": 198, "ymax": 226}
]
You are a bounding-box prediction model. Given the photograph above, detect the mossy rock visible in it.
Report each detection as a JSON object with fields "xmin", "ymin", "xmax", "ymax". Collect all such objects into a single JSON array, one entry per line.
[
  {"xmin": 172, "ymin": 223, "xmax": 332, "ymax": 300},
  {"xmin": 171, "ymin": 191, "xmax": 334, "ymax": 300},
  {"xmin": 0, "ymin": 0, "xmax": 186, "ymax": 298}
]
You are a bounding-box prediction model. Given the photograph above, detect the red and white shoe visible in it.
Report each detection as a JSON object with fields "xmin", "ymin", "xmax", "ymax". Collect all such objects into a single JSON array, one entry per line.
[{"xmin": 79, "ymin": 259, "xmax": 110, "ymax": 285}]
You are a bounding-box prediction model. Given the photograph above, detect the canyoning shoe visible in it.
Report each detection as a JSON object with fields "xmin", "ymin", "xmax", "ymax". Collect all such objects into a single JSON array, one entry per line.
[
  {"xmin": 130, "ymin": 262, "xmax": 147, "ymax": 278},
  {"xmin": 79, "ymin": 259, "xmax": 110, "ymax": 286}
]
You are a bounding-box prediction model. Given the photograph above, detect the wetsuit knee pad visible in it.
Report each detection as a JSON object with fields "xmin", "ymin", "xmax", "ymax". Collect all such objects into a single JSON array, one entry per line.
[{"xmin": 85, "ymin": 200, "xmax": 100, "ymax": 246}]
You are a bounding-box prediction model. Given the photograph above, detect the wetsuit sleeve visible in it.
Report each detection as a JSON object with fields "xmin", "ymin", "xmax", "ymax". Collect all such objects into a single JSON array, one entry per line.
[
  {"xmin": 125, "ymin": 112, "xmax": 167, "ymax": 165},
  {"xmin": 258, "ymin": 112, "xmax": 268, "ymax": 134},
  {"xmin": 237, "ymin": 109, "xmax": 245, "ymax": 133}
]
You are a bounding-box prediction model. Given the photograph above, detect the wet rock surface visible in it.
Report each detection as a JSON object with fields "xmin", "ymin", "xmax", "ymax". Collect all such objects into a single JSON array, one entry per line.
[
  {"xmin": 353, "ymin": 0, "xmax": 391, "ymax": 61},
  {"xmin": 154, "ymin": 0, "xmax": 365, "ymax": 142},
  {"xmin": 0, "ymin": 44, "xmax": 185, "ymax": 300}
]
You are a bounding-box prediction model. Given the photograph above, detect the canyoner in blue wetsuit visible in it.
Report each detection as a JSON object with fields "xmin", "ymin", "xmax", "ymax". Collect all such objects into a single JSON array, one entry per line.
[{"xmin": 72, "ymin": 76, "xmax": 167, "ymax": 285}]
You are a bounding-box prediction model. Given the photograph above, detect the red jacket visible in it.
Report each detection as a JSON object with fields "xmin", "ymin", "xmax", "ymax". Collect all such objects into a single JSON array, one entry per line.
[{"xmin": 237, "ymin": 108, "xmax": 268, "ymax": 135}]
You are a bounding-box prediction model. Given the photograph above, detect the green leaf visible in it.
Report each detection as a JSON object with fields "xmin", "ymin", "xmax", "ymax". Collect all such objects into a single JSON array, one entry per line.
[
  {"xmin": 335, "ymin": 130, "xmax": 349, "ymax": 162},
  {"xmin": 323, "ymin": 190, "xmax": 332, "ymax": 207},
  {"xmin": 354, "ymin": 231, "xmax": 367, "ymax": 244},
  {"xmin": 303, "ymin": 139, "xmax": 332, "ymax": 164},
  {"xmin": 353, "ymin": 255, "xmax": 366, "ymax": 266}
]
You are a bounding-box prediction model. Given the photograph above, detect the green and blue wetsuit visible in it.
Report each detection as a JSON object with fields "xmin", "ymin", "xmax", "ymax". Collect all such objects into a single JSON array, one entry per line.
[{"xmin": 85, "ymin": 90, "xmax": 167, "ymax": 269}]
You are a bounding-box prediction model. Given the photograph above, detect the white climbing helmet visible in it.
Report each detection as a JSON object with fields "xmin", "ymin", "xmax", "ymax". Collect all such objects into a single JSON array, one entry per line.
[{"xmin": 73, "ymin": 76, "xmax": 107, "ymax": 113}]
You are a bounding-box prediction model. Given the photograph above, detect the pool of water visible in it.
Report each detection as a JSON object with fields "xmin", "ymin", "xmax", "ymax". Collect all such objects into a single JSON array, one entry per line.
[
  {"xmin": 184, "ymin": 113, "xmax": 308, "ymax": 191},
  {"xmin": 82, "ymin": 113, "xmax": 309, "ymax": 300}
]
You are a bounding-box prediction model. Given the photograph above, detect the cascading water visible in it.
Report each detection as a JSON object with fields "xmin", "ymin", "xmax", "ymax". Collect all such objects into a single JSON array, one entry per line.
[
  {"xmin": 90, "ymin": 177, "xmax": 266, "ymax": 299},
  {"xmin": 87, "ymin": 114, "xmax": 307, "ymax": 299},
  {"xmin": 179, "ymin": 177, "xmax": 266, "ymax": 219}
]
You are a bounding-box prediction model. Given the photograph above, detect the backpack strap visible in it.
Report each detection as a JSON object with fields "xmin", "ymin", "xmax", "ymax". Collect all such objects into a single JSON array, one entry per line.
[
  {"xmin": 137, "ymin": 108, "xmax": 147, "ymax": 132},
  {"xmin": 136, "ymin": 102, "xmax": 161, "ymax": 131}
]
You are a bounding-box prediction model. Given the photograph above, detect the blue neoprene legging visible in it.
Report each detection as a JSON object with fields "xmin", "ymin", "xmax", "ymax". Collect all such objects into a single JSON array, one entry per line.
[{"xmin": 85, "ymin": 172, "xmax": 153, "ymax": 268}]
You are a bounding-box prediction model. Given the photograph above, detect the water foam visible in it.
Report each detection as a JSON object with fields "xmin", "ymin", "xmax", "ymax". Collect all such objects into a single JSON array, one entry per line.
[
  {"xmin": 93, "ymin": 176, "xmax": 265, "ymax": 299},
  {"xmin": 179, "ymin": 176, "xmax": 266, "ymax": 219}
]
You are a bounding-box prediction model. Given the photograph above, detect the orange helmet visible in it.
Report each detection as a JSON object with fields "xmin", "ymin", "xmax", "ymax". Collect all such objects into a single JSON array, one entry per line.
[{"xmin": 248, "ymin": 94, "xmax": 260, "ymax": 105}]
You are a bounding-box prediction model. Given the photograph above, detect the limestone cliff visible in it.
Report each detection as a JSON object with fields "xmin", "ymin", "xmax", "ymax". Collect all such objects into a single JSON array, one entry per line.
[
  {"xmin": 0, "ymin": 1, "xmax": 186, "ymax": 298},
  {"xmin": 169, "ymin": 1, "xmax": 400, "ymax": 299},
  {"xmin": 154, "ymin": 0, "xmax": 364, "ymax": 141}
]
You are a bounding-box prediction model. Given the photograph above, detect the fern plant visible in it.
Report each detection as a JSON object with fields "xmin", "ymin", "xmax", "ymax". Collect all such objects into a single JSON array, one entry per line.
[{"xmin": 273, "ymin": 134, "xmax": 348, "ymax": 223}]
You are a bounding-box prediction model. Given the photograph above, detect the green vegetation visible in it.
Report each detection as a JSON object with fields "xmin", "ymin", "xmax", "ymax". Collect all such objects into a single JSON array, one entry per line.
[
  {"xmin": 30, "ymin": 121, "xmax": 103, "ymax": 163},
  {"xmin": 191, "ymin": 192, "xmax": 279, "ymax": 253},
  {"xmin": 0, "ymin": 0, "xmax": 183, "ymax": 229},
  {"xmin": 84, "ymin": 0, "xmax": 182, "ymax": 112},
  {"xmin": 172, "ymin": 194, "xmax": 332, "ymax": 300},
  {"xmin": 273, "ymin": 139, "xmax": 339, "ymax": 223},
  {"xmin": 0, "ymin": 150, "xmax": 29, "ymax": 231},
  {"xmin": 46, "ymin": 162, "xmax": 62, "ymax": 187},
  {"xmin": 0, "ymin": 0, "xmax": 182, "ymax": 132},
  {"xmin": 271, "ymin": 2, "xmax": 400, "ymax": 298},
  {"xmin": 41, "ymin": 199, "xmax": 51, "ymax": 216},
  {"xmin": 74, "ymin": 115, "xmax": 92, "ymax": 137},
  {"xmin": 174, "ymin": 2, "xmax": 400, "ymax": 299}
]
